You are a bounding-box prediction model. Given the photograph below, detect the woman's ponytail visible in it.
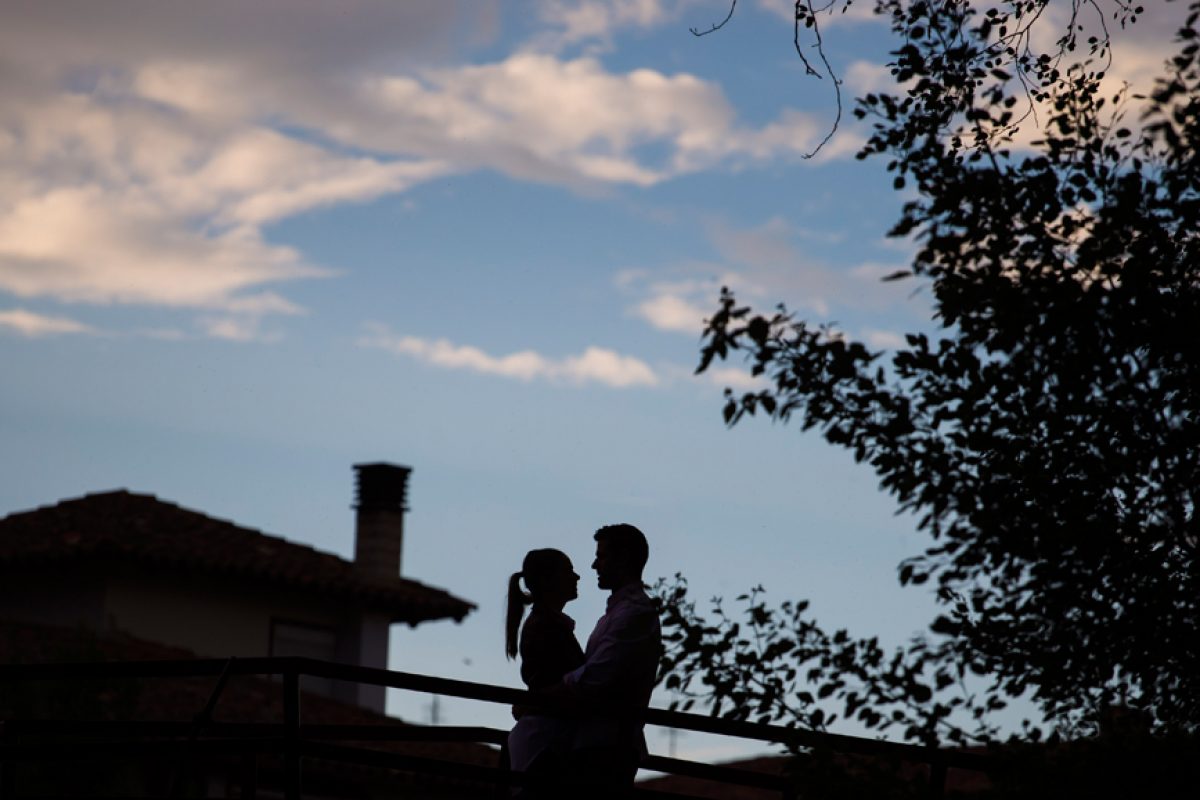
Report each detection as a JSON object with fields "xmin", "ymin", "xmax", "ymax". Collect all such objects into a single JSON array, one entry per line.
[
  {"xmin": 506, "ymin": 548, "xmax": 570, "ymax": 660},
  {"xmin": 505, "ymin": 571, "xmax": 531, "ymax": 660}
]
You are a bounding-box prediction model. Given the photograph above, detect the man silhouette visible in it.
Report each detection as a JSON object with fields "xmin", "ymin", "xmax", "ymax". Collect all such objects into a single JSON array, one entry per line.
[{"xmin": 562, "ymin": 523, "xmax": 662, "ymax": 798}]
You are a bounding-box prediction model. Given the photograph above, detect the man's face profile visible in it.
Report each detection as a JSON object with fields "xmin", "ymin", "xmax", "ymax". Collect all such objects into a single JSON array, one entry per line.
[{"xmin": 592, "ymin": 538, "xmax": 624, "ymax": 590}]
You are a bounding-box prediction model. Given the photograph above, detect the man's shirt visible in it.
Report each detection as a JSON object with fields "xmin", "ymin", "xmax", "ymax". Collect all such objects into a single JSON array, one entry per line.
[{"xmin": 563, "ymin": 582, "xmax": 662, "ymax": 751}]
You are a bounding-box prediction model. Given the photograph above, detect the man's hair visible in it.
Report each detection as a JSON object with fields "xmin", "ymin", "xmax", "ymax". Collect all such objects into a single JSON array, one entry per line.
[{"xmin": 594, "ymin": 523, "xmax": 649, "ymax": 574}]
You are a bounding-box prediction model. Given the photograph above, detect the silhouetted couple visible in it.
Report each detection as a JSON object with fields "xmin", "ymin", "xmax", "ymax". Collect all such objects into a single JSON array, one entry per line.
[{"xmin": 505, "ymin": 523, "xmax": 662, "ymax": 799}]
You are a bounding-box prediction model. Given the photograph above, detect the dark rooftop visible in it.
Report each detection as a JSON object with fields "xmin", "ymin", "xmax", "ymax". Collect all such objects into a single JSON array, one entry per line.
[{"xmin": 0, "ymin": 490, "xmax": 474, "ymax": 625}]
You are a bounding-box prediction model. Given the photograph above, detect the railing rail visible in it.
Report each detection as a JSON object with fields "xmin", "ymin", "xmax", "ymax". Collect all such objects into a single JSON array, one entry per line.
[{"xmin": 0, "ymin": 656, "xmax": 988, "ymax": 799}]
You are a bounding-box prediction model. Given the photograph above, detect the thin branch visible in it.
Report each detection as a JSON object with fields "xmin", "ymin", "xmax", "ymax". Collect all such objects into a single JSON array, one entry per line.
[
  {"xmin": 791, "ymin": 1, "xmax": 822, "ymax": 76},
  {"xmin": 690, "ymin": 0, "xmax": 737, "ymax": 37},
  {"xmin": 799, "ymin": 0, "xmax": 843, "ymax": 159}
]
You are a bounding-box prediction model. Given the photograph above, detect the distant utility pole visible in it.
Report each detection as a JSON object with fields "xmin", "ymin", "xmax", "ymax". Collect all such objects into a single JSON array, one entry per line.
[
  {"xmin": 663, "ymin": 727, "xmax": 684, "ymax": 758},
  {"xmin": 428, "ymin": 694, "xmax": 441, "ymax": 726}
]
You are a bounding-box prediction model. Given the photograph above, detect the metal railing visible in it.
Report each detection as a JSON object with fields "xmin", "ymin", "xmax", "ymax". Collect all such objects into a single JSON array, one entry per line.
[{"xmin": 0, "ymin": 657, "xmax": 990, "ymax": 799}]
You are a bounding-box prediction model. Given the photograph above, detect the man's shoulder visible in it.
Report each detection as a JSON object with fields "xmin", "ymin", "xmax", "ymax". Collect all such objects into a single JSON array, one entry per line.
[
  {"xmin": 606, "ymin": 586, "xmax": 661, "ymax": 637},
  {"xmin": 610, "ymin": 583, "xmax": 656, "ymax": 607}
]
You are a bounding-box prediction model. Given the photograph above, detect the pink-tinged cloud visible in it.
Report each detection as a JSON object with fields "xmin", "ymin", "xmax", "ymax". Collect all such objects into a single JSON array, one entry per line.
[
  {"xmin": 358, "ymin": 324, "xmax": 659, "ymax": 389},
  {"xmin": 0, "ymin": 308, "xmax": 94, "ymax": 338}
]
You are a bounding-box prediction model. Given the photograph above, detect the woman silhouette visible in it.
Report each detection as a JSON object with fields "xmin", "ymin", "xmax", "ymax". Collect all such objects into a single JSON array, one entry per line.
[{"xmin": 505, "ymin": 548, "xmax": 584, "ymax": 795}]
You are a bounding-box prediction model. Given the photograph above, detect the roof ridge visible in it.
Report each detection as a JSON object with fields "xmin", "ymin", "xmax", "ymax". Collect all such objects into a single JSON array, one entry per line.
[
  {"xmin": 78, "ymin": 490, "xmax": 344, "ymax": 560},
  {"xmin": 20, "ymin": 488, "xmax": 134, "ymax": 514}
]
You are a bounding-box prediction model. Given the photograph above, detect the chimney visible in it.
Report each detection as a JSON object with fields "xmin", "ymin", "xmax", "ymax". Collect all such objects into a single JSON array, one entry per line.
[{"xmin": 353, "ymin": 462, "xmax": 410, "ymax": 579}]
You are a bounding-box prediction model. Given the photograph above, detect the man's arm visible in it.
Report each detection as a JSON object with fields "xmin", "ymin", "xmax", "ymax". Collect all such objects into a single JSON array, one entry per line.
[
  {"xmin": 511, "ymin": 684, "xmax": 583, "ymax": 720},
  {"xmin": 563, "ymin": 603, "xmax": 659, "ymax": 700}
]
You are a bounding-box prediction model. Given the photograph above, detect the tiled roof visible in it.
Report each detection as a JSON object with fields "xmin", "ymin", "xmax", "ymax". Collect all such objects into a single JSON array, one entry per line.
[{"xmin": 0, "ymin": 490, "xmax": 474, "ymax": 625}]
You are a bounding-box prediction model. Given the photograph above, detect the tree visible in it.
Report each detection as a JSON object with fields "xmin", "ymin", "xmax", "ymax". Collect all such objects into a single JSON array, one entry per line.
[{"xmin": 660, "ymin": 0, "xmax": 1200, "ymax": 743}]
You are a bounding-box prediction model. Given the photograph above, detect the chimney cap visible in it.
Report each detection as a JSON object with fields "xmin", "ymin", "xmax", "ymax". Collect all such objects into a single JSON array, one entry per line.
[{"xmin": 353, "ymin": 462, "xmax": 411, "ymax": 512}]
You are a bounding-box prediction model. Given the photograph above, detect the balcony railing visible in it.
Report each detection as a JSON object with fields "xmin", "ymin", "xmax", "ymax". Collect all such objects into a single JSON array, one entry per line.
[{"xmin": 0, "ymin": 656, "xmax": 989, "ymax": 799}]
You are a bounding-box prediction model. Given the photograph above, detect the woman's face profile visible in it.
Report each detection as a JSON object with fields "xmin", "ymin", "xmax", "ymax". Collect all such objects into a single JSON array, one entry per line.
[{"xmin": 547, "ymin": 555, "xmax": 580, "ymax": 604}]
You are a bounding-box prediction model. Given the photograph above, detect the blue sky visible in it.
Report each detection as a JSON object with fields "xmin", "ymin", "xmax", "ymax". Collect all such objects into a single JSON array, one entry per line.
[{"xmin": 0, "ymin": 0, "xmax": 1180, "ymax": 763}]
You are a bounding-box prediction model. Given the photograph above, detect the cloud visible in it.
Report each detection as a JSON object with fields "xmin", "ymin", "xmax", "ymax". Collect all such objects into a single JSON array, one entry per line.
[
  {"xmin": 0, "ymin": 2, "xmax": 468, "ymax": 88},
  {"xmin": 197, "ymin": 315, "xmax": 285, "ymax": 344},
  {"xmin": 0, "ymin": 182, "xmax": 332, "ymax": 309},
  {"xmin": 0, "ymin": 3, "xmax": 463, "ymax": 338},
  {"xmin": 862, "ymin": 328, "xmax": 905, "ymax": 350},
  {"xmin": 625, "ymin": 269, "xmax": 744, "ymax": 336},
  {"xmin": 620, "ymin": 216, "xmax": 928, "ymax": 347},
  {"xmin": 0, "ymin": 308, "xmax": 95, "ymax": 337},
  {"xmin": 533, "ymin": 0, "xmax": 681, "ymax": 52},
  {"xmin": 0, "ymin": 2, "xmax": 872, "ymax": 341},
  {"xmin": 357, "ymin": 53, "xmax": 845, "ymax": 186},
  {"xmin": 708, "ymin": 216, "xmax": 797, "ymax": 269},
  {"xmin": 358, "ymin": 324, "xmax": 659, "ymax": 389},
  {"xmin": 635, "ymin": 292, "xmax": 712, "ymax": 334},
  {"xmin": 706, "ymin": 218, "xmax": 916, "ymax": 318},
  {"xmin": 756, "ymin": 0, "xmax": 880, "ymax": 26},
  {"xmin": 655, "ymin": 360, "xmax": 768, "ymax": 392},
  {"xmin": 0, "ymin": 81, "xmax": 439, "ymax": 338},
  {"xmin": 836, "ymin": 5, "xmax": 1191, "ymax": 153},
  {"xmin": 360, "ymin": 321, "xmax": 770, "ymax": 394},
  {"xmin": 976, "ymin": 4, "xmax": 1190, "ymax": 152},
  {"xmin": 702, "ymin": 365, "xmax": 767, "ymax": 391},
  {"xmin": 844, "ymin": 60, "xmax": 894, "ymax": 95}
]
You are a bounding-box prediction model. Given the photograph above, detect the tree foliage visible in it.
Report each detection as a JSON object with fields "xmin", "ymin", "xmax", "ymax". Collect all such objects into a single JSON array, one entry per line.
[
  {"xmin": 661, "ymin": 0, "xmax": 1200, "ymax": 742},
  {"xmin": 656, "ymin": 578, "xmax": 1005, "ymax": 745}
]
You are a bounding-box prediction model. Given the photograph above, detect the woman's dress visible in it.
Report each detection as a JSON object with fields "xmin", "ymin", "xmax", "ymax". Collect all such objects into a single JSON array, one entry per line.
[{"xmin": 508, "ymin": 607, "xmax": 585, "ymax": 775}]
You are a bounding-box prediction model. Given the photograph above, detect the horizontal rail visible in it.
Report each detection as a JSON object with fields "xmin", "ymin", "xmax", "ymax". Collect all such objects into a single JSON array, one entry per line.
[
  {"xmin": 0, "ymin": 737, "xmax": 285, "ymax": 762},
  {"xmin": 0, "ymin": 720, "xmax": 508, "ymax": 745},
  {"xmin": 642, "ymin": 754, "xmax": 790, "ymax": 792},
  {"xmin": 0, "ymin": 656, "xmax": 990, "ymax": 772},
  {"xmin": 305, "ymin": 723, "xmax": 507, "ymax": 745},
  {"xmin": 0, "ymin": 738, "xmax": 512, "ymax": 788}
]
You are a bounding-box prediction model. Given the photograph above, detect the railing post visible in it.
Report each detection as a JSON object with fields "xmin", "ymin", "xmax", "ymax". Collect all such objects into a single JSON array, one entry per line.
[
  {"xmin": 0, "ymin": 720, "xmax": 11, "ymax": 800},
  {"xmin": 170, "ymin": 657, "xmax": 236, "ymax": 798},
  {"xmin": 494, "ymin": 740, "xmax": 511, "ymax": 800},
  {"xmin": 239, "ymin": 750, "xmax": 258, "ymax": 800},
  {"xmin": 283, "ymin": 667, "xmax": 302, "ymax": 800},
  {"xmin": 928, "ymin": 759, "xmax": 947, "ymax": 800}
]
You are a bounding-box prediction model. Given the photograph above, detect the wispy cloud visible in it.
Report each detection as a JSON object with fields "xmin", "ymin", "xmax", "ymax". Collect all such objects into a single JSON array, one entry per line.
[
  {"xmin": 358, "ymin": 323, "xmax": 659, "ymax": 389},
  {"xmin": 755, "ymin": 0, "xmax": 881, "ymax": 26},
  {"xmin": 709, "ymin": 216, "xmax": 797, "ymax": 270},
  {"xmin": 621, "ymin": 215, "xmax": 921, "ymax": 343},
  {"xmin": 358, "ymin": 322, "xmax": 767, "ymax": 393},
  {"xmin": 197, "ymin": 315, "xmax": 285, "ymax": 344},
  {"xmin": 844, "ymin": 59, "xmax": 895, "ymax": 95},
  {"xmin": 624, "ymin": 269, "xmax": 738, "ymax": 336},
  {"xmin": 532, "ymin": 0, "xmax": 683, "ymax": 53},
  {"xmin": 706, "ymin": 218, "xmax": 922, "ymax": 317},
  {"xmin": 697, "ymin": 365, "xmax": 766, "ymax": 392},
  {"xmin": 635, "ymin": 292, "xmax": 712, "ymax": 335},
  {"xmin": 0, "ymin": 308, "xmax": 95, "ymax": 338},
  {"xmin": 861, "ymin": 328, "xmax": 905, "ymax": 350}
]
